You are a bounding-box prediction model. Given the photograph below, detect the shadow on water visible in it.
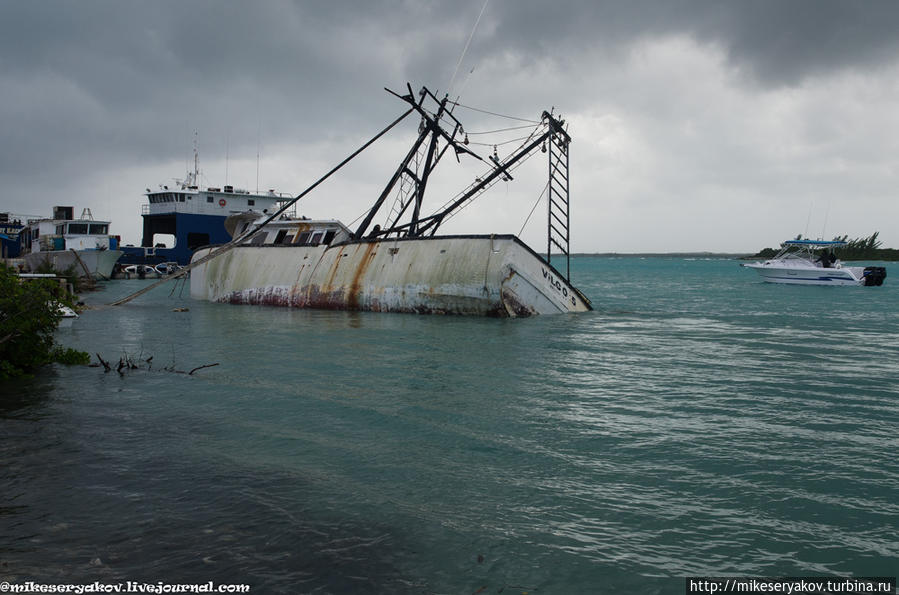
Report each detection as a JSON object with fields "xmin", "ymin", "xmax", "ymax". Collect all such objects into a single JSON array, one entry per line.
[
  {"xmin": 0, "ymin": 395, "xmax": 427, "ymax": 593},
  {"xmin": 0, "ymin": 374, "xmax": 56, "ymax": 420}
]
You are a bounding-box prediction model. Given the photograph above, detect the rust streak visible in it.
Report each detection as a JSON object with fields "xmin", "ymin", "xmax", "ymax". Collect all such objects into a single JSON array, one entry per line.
[
  {"xmin": 347, "ymin": 241, "xmax": 378, "ymax": 310},
  {"xmin": 323, "ymin": 247, "xmax": 343, "ymax": 290}
]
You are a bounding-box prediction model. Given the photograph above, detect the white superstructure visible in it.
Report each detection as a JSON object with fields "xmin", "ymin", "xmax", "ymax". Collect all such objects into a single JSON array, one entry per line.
[{"xmin": 23, "ymin": 207, "xmax": 123, "ymax": 280}]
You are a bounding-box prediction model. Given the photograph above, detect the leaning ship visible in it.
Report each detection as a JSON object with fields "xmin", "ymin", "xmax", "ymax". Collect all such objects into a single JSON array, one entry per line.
[{"xmin": 188, "ymin": 85, "xmax": 591, "ymax": 317}]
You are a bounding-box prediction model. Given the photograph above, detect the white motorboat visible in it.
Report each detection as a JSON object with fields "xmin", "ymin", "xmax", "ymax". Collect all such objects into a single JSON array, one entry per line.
[{"xmin": 742, "ymin": 239, "xmax": 886, "ymax": 286}]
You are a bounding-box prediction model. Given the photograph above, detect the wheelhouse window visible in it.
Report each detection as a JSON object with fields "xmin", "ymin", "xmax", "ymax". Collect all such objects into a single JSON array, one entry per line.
[
  {"xmin": 88, "ymin": 224, "xmax": 108, "ymax": 235},
  {"xmin": 310, "ymin": 232, "xmax": 323, "ymax": 245},
  {"xmin": 67, "ymin": 223, "xmax": 89, "ymax": 234},
  {"xmin": 296, "ymin": 232, "xmax": 311, "ymax": 245},
  {"xmin": 323, "ymin": 230, "xmax": 336, "ymax": 245}
]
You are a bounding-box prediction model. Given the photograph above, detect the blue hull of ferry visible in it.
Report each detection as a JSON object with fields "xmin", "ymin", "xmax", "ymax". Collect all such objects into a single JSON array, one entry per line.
[{"xmin": 119, "ymin": 212, "xmax": 228, "ymax": 266}]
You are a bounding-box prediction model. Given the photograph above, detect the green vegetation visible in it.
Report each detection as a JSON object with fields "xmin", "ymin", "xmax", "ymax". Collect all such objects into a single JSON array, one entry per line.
[
  {"xmin": 752, "ymin": 232, "xmax": 899, "ymax": 261},
  {"xmin": 0, "ymin": 264, "xmax": 89, "ymax": 380},
  {"xmin": 32, "ymin": 260, "xmax": 86, "ymax": 291}
]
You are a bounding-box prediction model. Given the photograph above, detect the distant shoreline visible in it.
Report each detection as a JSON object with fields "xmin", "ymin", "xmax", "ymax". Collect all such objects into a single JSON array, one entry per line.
[
  {"xmin": 568, "ymin": 252, "xmax": 898, "ymax": 260},
  {"xmin": 570, "ymin": 252, "xmax": 749, "ymax": 258}
]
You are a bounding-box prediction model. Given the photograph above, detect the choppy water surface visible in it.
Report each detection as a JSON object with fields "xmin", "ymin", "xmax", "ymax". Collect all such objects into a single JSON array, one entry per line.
[{"xmin": 2, "ymin": 257, "xmax": 897, "ymax": 593}]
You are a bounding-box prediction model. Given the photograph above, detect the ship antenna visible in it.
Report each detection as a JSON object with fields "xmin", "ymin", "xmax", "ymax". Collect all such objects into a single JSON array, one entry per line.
[
  {"xmin": 192, "ymin": 131, "xmax": 200, "ymax": 186},
  {"xmin": 256, "ymin": 123, "xmax": 261, "ymax": 194}
]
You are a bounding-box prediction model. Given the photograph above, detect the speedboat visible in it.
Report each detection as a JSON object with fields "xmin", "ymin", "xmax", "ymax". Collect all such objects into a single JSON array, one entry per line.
[{"xmin": 742, "ymin": 239, "xmax": 886, "ymax": 286}]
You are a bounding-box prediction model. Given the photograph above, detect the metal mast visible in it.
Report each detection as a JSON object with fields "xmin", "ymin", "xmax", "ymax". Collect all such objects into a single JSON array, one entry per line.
[{"xmin": 356, "ymin": 84, "xmax": 572, "ymax": 257}]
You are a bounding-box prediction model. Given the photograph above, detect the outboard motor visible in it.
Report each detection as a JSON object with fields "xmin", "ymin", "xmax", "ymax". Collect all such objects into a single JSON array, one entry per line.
[{"xmin": 863, "ymin": 266, "xmax": 887, "ymax": 286}]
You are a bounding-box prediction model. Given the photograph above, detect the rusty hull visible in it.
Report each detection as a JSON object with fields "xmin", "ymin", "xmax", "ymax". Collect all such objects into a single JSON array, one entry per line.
[{"xmin": 190, "ymin": 235, "xmax": 591, "ymax": 317}]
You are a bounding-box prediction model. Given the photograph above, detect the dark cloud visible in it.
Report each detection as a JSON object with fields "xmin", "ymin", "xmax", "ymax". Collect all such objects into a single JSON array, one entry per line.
[
  {"xmin": 476, "ymin": 0, "xmax": 899, "ymax": 85},
  {"xmin": 2, "ymin": 1, "xmax": 898, "ymax": 249},
  {"xmin": 3, "ymin": 0, "xmax": 897, "ymax": 171}
]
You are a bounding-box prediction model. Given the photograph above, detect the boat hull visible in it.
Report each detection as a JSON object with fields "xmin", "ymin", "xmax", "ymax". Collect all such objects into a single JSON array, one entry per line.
[
  {"xmin": 25, "ymin": 249, "xmax": 123, "ymax": 280},
  {"xmin": 190, "ymin": 235, "xmax": 591, "ymax": 317},
  {"xmin": 742, "ymin": 263, "xmax": 867, "ymax": 286}
]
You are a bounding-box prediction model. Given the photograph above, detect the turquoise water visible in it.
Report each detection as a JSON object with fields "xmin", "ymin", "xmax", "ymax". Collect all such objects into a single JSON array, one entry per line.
[{"xmin": 2, "ymin": 256, "xmax": 898, "ymax": 593}]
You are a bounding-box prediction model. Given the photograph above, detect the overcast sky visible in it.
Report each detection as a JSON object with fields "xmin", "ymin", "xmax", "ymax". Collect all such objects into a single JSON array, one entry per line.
[{"xmin": 3, "ymin": 0, "xmax": 898, "ymax": 253}]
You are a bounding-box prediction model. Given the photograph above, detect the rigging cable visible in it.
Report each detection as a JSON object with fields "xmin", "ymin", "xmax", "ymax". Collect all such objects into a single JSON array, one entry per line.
[
  {"xmin": 447, "ymin": 100, "xmax": 540, "ymax": 124},
  {"xmin": 465, "ymin": 124, "xmax": 537, "ymax": 135},
  {"xmin": 429, "ymin": 122, "xmax": 546, "ymax": 225},
  {"xmin": 468, "ymin": 133, "xmax": 539, "ymax": 147},
  {"xmin": 519, "ymin": 181, "xmax": 549, "ymax": 237},
  {"xmin": 448, "ymin": 0, "xmax": 490, "ymax": 98}
]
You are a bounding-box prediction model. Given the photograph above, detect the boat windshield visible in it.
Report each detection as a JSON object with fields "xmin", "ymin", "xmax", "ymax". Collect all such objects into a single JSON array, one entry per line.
[{"xmin": 774, "ymin": 240, "xmax": 846, "ymax": 259}]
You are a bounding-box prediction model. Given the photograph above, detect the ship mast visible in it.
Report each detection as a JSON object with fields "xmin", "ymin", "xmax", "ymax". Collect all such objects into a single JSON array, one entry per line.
[
  {"xmin": 186, "ymin": 131, "xmax": 200, "ymax": 188},
  {"xmin": 354, "ymin": 85, "xmax": 572, "ymax": 279}
]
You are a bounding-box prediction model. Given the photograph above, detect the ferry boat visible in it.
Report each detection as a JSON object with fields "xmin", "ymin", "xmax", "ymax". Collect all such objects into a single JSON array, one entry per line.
[
  {"xmin": 119, "ymin": 146, "xmax": 292, "ymax": 267},
  {"xmin": 742, "ymin": 239, "xmax": 887, "ymax": 286},
  {"xmin": 187, "ymin": 85, "xmax": 592, "ymax": 317},
  {"xmin": 22, "ymin": 207, "xmax": 122, "ymax": 280}
]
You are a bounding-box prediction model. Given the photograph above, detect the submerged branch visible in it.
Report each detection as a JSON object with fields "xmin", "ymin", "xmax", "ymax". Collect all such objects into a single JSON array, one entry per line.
[{"xmin": 90, "ymin": 352, "xmax": 219, "ymax": 377}]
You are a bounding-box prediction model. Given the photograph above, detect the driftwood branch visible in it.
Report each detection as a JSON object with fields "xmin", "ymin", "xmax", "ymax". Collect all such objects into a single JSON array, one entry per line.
[
  {"xmin": 96, "ymin": 353, "xmax": 111, "ymax": 372},
  {"xmin": 188, "ymin": 363, "xmax": 220, "ymax": 375},
  {"xmin": 91, "ymin": 352, "xmax": 218, "ymax": 377}
]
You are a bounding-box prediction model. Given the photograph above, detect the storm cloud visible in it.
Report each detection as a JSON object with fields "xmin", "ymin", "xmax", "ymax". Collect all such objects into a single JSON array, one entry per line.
[{"xmin": 2, "ymin": 0, "xmax": 898, "ymax": 251}]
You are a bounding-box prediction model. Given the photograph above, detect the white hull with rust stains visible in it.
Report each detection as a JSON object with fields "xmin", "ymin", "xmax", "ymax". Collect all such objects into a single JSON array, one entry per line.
[
  {"xmin": 189, "ymin": 235, "xmax": 591, "ymax": 317},
  {"xmin": 25, "ymin": 249, "xmax": 123, "ymax": 280}
]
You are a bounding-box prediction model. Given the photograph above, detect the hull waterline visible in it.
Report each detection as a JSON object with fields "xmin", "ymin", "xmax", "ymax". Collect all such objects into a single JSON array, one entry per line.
[
  {"xmin": 25, "ymin": 249, "xmax": 123, "ymax": 280},
  {"xmin": 190, "ymin": 235, "xmax": 590, "ymax": 317}
]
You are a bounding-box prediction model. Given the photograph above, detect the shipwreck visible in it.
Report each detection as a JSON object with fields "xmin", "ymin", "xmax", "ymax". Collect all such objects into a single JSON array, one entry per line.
[{"xmin": 138, "ymin": 85, "xmax": 592, "ymax": 316}]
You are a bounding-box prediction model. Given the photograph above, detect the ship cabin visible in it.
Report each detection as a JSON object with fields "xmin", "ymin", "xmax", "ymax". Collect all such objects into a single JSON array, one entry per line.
[
  {"xmin": 23, "ymin": 207, "xmax": 118, "ymax": 254},
  {"xmin": 122, "ymin": 182, "xmax": 292, "ymax": 266},
  {"xmin": 228, "ymin": 213, "xmax": 353, "ymax": 248},
  {"xmin": 143, "ymin": 184, "xmax": 285, "ymax": 218}
]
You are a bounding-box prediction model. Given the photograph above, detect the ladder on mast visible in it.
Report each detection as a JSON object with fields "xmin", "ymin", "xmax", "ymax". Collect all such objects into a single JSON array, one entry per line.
[{"xmin": 547, "ymin": 125, "xmax": 571, "ymax": 281}]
